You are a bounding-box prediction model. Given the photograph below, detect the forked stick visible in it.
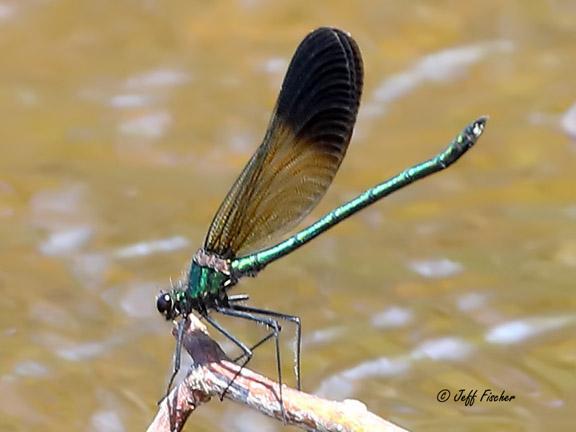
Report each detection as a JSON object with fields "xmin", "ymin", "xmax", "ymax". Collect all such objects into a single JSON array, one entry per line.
[{"xmin": 147, "ymin": 315, "xmax": 410, "ymax": 432}]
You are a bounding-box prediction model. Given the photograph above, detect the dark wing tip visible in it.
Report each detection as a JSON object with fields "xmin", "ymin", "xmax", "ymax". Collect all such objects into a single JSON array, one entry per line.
[{"xmin": 274, "ymin": 27, "xmax": 363, "ymax": 146}]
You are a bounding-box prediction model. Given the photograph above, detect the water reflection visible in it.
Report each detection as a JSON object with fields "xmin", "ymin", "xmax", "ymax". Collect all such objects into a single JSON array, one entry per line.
[
  {"xmin": 561, "ymin": 101, "xmax": 576, "ymax": 139},
  {"xmin": 112, "ymin": 236, "xmax": 189, "ymax": 259},
  {"xmin": 362, "ymin": 40, "xmax": 514, "ymax": 119},
  {"xmin": 316, "ymin": 356, "xmax": 410, "ymax": 399},
  {"xmin": 485, "ymin": 315, "xmax": 576, "ymax": 345}
]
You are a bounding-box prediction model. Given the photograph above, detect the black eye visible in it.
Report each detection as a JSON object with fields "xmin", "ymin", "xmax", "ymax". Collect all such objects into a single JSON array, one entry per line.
[{"xmin": 156, "ymin": 293, "xmax": 172, "ymax": 316}]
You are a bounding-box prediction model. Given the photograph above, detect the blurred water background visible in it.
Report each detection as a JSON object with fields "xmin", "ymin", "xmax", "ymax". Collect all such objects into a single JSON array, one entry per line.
[{"xmin": 0, "ymin": 1, "xmax": 575, "ymax": 431}]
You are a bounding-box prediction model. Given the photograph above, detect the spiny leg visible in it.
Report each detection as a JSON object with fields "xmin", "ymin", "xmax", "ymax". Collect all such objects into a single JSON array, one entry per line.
[
  {"xmin": 231, "ymin": 331, "xmax": 274, "ymax": 362},
  {"xmin": 230, "ymin": 304, "xmax": 302, "ymax": 391},
  {"xmin": 231, "ymin": 330, "xmax": 277, "ymax": 368},
  {"xmin": 214, "ymin": 306, "xmax": 286, "ymax": 420},
  {"xmin": 203, "ymin": 314, "xmax": 254, "ymax": 401},
  {"xmin": 159, "ymin": 318, "xmax": 186, "ymax": 404}
]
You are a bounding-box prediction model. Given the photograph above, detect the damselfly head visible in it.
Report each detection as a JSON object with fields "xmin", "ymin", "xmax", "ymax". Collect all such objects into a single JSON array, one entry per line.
[{"xmin": 156, "ymin": 291, "xmax": 176, "ymax": 320}]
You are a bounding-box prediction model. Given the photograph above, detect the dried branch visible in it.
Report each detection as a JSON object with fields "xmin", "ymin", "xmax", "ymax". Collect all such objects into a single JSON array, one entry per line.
[{"xmin": 147, "ymin": 315, "xmax": 410, "ymax": 432}]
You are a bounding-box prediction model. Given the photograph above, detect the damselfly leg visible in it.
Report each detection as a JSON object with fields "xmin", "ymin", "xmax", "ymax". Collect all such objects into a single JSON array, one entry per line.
[{"xmin": 228, "ymin": 304, "xmax": 302, "ymax": 391}]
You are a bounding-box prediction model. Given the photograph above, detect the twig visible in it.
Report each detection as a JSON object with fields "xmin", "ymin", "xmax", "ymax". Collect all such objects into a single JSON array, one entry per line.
[{"xmin": 147, "ymin": 315, "xmax": 410, "ymax": 432}]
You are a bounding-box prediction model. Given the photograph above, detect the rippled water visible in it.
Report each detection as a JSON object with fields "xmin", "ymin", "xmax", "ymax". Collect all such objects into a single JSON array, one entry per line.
[{"xmin": 1, "ymin": 1, "xmax": 575, "ymax": 431}]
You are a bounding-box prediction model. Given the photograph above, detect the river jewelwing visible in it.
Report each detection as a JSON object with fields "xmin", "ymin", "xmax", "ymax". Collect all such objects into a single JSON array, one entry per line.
[{"xmin": 156, "ymin": 27, "xmax": 487, "ymax": 408}]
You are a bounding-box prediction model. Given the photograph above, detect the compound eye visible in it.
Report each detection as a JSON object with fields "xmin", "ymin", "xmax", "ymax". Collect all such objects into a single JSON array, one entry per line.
[{"xmin": 156, "ymin": 293, "xmax": 173, "ymax": 316}]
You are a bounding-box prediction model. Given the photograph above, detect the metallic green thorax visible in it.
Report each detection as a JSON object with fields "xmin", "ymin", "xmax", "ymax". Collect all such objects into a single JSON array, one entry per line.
[
  {"xmin": 232, "ymin": 117, "xmax": 487, "ymax": 276},
  {"xmin": 187, "ymin": 249, "xmax": 234, "ymax": 299}
]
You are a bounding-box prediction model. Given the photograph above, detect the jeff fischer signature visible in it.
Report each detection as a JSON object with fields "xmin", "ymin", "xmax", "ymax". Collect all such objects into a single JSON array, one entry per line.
[{"xmin": 437, "ymin": 388, "xmax": 516, "ymax": 406}]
